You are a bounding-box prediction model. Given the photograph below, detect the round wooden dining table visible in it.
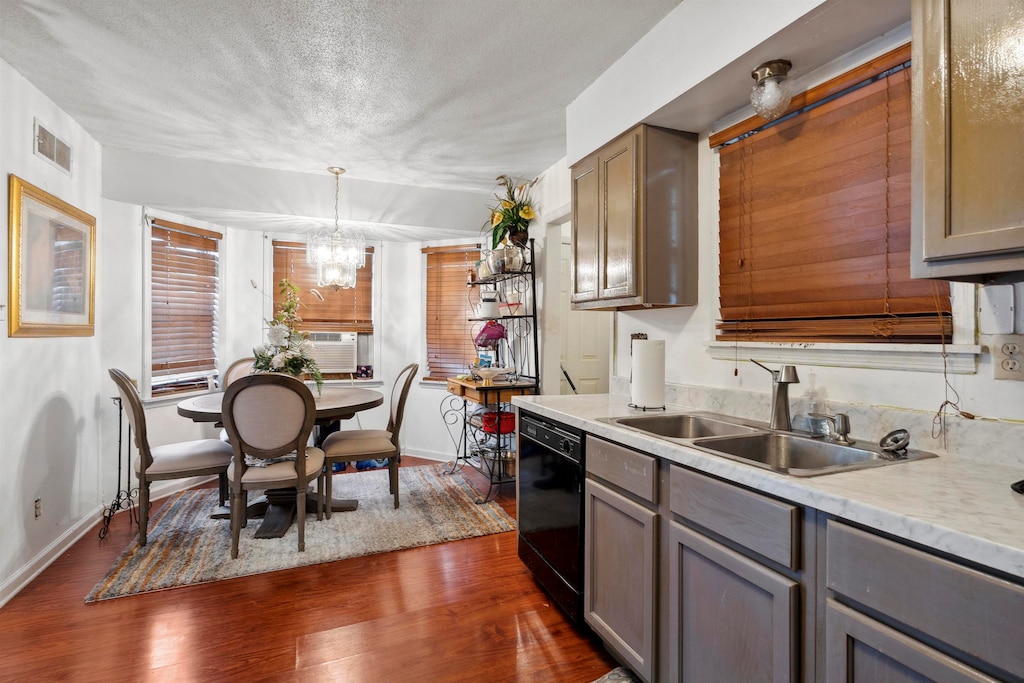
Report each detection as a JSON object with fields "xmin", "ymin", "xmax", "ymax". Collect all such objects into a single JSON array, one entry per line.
[
  {"xmin": 177, "ymin": 386, "xmax": 384, "ymax": 538},
  {"xmin": 177, "ymin": 386, "xmax": 383, "ymax": 424}
]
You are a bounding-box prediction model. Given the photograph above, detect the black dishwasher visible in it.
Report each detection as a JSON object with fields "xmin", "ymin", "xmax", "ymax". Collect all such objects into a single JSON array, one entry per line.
[{"xmin": 517, "ymin": 410, "xmax": 585, "ymax": 623}]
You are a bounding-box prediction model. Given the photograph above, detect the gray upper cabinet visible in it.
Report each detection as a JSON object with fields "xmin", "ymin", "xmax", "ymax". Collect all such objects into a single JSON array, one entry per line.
[
  {"xmin": 912, "ymin": 0, "xmax": 1024, "ymax": 282},
  {"xmin": 570, "ymin": 124, "xmax": 698, "ymax": 309}
]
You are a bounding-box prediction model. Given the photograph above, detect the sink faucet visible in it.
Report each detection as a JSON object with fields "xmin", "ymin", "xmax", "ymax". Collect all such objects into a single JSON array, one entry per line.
[
  {"xmin": 809, "ymin": 412, "xmax": 855, "ymax": 445},
  {"xmin": 751, "ymin": 360, "xmax": 799, "ymax": 431}
]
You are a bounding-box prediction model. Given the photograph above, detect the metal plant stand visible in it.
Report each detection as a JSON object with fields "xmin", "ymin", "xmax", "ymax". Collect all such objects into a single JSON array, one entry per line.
[
  {"xmin": 441, "ymin": 239, "xmax": 539, "ymax": 503},
  {"xmin": 99, "ymin": 396, "xmax": 138, "ymax": 539}
]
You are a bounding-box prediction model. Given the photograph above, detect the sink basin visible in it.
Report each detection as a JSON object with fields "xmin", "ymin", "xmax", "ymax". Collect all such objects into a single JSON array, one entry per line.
[
  {"xmin": 605, "ymin": 413, "xmax": 761, "ymax": 439},
  {"xmin": 691, "ymin": 432, "xmax": 937, "ymax": 476}
]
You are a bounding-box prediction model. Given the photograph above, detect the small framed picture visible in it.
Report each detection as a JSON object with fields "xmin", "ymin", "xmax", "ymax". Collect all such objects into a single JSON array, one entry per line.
[{"xmin": 8, "ymin": 174, "xmax": 96, "ymax": 337}]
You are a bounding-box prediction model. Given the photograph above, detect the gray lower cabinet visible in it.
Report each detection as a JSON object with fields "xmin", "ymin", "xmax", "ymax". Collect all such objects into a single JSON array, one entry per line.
[
  {"xmin": 584, "ymin": 478, "xmax": 657, "ymax": 681},
  {"xmin": 584, "ymin": 436, "xmax": 659, "ymax": 682},
  {"xmin": 825, "ymin": 601, "xmax": 997, "ymax": 682},
  {"xmin": 826, "ymin": 521, "xmax": 1024, "ymax": 682},
  {"xmin": 668, "ymin": 521, "xmax": 799, "ymax": 682}
]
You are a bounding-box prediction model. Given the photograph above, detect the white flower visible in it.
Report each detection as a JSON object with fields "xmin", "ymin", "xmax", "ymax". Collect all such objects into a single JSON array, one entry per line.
[
  {"xmin": 271, "ymin": 352, "xmax": 286, "ymax": 369},
  {"xmin": 267, "ymin": 324, "xmax": 288, "ymax": 346}
]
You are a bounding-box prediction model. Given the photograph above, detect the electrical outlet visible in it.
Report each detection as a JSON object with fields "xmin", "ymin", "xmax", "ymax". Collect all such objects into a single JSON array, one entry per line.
[
  {"xmin": 34, "ymin": 498, "xmax": 41, "ymax": 519},
  {"xmin": 993, "ymin": 334, "xmax": 1024, "ymax": 380}
]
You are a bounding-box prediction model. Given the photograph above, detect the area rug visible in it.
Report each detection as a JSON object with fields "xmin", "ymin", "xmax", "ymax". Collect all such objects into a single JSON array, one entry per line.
[{"xmin": 86, "ymin": 463, "xmax": 515, "ymax": 602}]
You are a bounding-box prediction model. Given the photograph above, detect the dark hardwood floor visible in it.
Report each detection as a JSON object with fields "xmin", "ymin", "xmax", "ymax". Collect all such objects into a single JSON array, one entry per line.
[{"xmin": 0, "ymin": 457, "xmax": 617, "ymax": 682}]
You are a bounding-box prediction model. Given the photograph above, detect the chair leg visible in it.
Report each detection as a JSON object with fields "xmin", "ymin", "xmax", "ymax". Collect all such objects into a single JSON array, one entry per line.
[
  {"xmin": 297, "ymin": 489, "xmax": 306, "ymax": 552},
  {"xmin": 230, "ymin": 490, "xmax": 244, "ymax": 559},
  {"xmin": 316, "ymin": 470, "xmax": 325, "ymax": 521},
  {"xmin": 389, "ymin": 456, "xmax": 400, "ymax": 509},
  {"xmin": 324, "ymin": 461, "xmax": 334, "ymax": 519},
  {"xmin": 138, "ymin": 481, "xmax": 151, "ymax": 546},
  {"xmin": 218, "ymin": 472, "xmax": 228, "ymax": 506}
]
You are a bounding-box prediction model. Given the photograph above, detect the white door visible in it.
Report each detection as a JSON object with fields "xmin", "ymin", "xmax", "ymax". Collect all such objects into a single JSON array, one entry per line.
[{"xmin": 560, "ymin": 225, "xmax": 610, "ymax": 394}]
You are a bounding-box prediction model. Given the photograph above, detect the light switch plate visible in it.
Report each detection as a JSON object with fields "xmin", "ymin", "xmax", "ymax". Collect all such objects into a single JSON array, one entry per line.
[{"xmin": 992, "ymin": 334, "xmax": 1024, "ymax": 380}]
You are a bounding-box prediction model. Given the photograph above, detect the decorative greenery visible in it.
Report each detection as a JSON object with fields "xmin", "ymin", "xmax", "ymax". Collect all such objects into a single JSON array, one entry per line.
[
  {"xmin": 483, "ymin": 175, "xmax": 538, "ymax": 250},
  {"xmin": 253, "ymin": 279, "xmax": 323, "ymax": 393}
]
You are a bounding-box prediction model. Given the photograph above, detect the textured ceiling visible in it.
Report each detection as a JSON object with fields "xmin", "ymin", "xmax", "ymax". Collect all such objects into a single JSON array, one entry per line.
[{"xmin": 0, "ymin": 0, "xmax": 681, "ymax": 198}]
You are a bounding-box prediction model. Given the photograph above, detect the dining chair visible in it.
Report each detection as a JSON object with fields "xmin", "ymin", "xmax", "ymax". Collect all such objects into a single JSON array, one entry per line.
[
  {"xmin": 108, "ymin": 368, "xmax": 233, "ymax": 547},
  {"xmin": 220, "ymin": 356, "xmax": 255, "ymax": 388},
  {"xmin": 217, "ymin": 356, "xmax": 256, "ymax": 444},
  {"xmin": 321, "ymin": 363, "xmax": 418, "ymax": 514},
  {"xmin": 221, "ymin": 372, "xmax": 326, "ymax": 558}
]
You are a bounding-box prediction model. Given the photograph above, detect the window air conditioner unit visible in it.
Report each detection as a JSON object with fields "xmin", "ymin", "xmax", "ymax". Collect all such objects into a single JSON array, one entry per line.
[{"xmin": 308, "ymin": 332, "xmax": 358, "ymax": 372}]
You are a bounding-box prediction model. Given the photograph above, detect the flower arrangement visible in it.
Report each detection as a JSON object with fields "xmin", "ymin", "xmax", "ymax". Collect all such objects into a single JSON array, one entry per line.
[
  {"xmin": 253, "ymin": 279, "xmax": 324, "ymax": 393},
  {"xmin": 484, "ymin": 175, "xmax": 538, "ymax": 250}
]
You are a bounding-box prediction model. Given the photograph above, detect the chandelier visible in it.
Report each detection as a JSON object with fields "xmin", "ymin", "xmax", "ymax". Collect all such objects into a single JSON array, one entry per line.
[{"xmin": 306, "ymin": 166, "xmax": 365, "ymax": 289}]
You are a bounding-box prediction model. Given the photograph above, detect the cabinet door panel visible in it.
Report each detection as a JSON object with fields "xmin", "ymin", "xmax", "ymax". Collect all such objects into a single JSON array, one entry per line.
[
  {"xmin": 584, "ymin": 479, "xmax": 656, "ymax": 682},
  {"xmin": 915, "ymin": 0, "xmax": 1024, "ymax": 269},
  {"xmin": 572, "ymin": 157, "xmax": 600, "ymax": 302},
  {"xmin": 668, "ymin": 521, "xmax": 798, "ymax": 683},
  {"xmin": 600, "ymin": 136, "xmax": 637, "ymax": 299},
  {"xmin": 825, "ymin": 601, "xmax": 997, "ymax": 682}
]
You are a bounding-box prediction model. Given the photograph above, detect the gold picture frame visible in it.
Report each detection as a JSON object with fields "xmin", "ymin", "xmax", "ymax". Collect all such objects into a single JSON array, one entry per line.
[{"xmin": 8, "ymin": 174, "xmax": 96, "ymax": 337}]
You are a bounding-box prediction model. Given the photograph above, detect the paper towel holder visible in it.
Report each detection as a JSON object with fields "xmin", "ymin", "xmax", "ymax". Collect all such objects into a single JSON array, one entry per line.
[{"xmin": 629, "ymin": 334, "xmax": 666, "ymax": 411}]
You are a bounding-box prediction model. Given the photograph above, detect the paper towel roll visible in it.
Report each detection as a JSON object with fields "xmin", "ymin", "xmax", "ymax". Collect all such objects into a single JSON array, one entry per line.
[{"xmin": 630, "ymin": 339, "xmax": 665, "ymax": 409}]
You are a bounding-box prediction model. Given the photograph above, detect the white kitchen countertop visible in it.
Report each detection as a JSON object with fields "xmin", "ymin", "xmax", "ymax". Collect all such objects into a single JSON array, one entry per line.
[{"xmin": 513, "ymin": 393, "xmax": 1024, "ymax": 581}]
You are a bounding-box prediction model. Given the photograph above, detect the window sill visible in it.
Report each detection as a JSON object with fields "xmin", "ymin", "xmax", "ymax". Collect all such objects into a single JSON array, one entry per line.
[{"xmin": 705, "ymin": 341, "xmax": 981, "ymax": 374}]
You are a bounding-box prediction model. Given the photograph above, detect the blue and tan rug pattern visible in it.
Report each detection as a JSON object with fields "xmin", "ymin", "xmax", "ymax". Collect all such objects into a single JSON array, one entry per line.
[{"xmin": 87, "ymin": 463, "xmax": 514, "ymax": 602}]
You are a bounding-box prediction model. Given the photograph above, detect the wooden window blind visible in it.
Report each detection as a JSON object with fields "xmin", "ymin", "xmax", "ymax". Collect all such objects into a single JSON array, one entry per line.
[
  {"xmin": 423, "ymin": 245, "xmax": 479, "ymax": 381},
  {"xmin": 151, "ymin": 218, "xmax": 220, "ymax": 396},
  {"xmin": 271, "ymin": 241, "xmax": 374, "ymax": 334},
  {"xmin": 715, "ymin": 44, "xmax": 951, "ymax": 343}
]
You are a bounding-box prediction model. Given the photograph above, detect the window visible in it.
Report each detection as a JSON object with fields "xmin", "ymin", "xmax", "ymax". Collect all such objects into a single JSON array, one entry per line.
[
  {"xmin": 423, "ymin": 244, "xmax": 479, "ymax": 381},
  {"xmin": 271, "ymin": 240, "xmax": 373, "ymax": 333},
  {"xmin": 712, "ymin": 44, "xmax": 951, "ymax": 344},
  {"xmin": 151, "ymin": 218, "xmax": 220, "ymax": 396}
]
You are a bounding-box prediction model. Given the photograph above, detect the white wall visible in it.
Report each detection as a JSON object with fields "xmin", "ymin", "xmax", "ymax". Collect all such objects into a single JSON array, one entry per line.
[{"xmin": 0, "ymin": 58, "xmax": 105, "ymax": 601}]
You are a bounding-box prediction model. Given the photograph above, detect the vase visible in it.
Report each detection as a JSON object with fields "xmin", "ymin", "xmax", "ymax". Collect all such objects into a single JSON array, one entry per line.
[
  {"xmin": 487, "ymin": 247, "xmax": 524, "ymax": 274},
  {"xmin": 508, "ymin": 229, "xmax": 529, "ymax": 248}
]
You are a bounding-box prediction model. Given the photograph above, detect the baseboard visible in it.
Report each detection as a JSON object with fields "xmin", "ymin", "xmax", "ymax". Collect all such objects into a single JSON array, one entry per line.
[
  {"xmin": 0, "ymin": 475, "xmax": 214, "ymax": 609},
  {"xmin": 402, "ymin": 449, "xmax": 450, "ymax": 462},
  {"xmin": 0, "ymin": 505, "xmax": 102, "ymax": 609}
]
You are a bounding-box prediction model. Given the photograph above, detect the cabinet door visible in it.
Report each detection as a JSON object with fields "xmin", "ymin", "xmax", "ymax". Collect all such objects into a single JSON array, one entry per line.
[
  {"xmin": 668, "ymin": 521, "xmax": 798, "ymax": 683},
  {"xmin": 825, "ymin": 601, "xmax": 997, "ymax": 682},
  {"xmin": 599, "ymin": 133, "xmax": 638, "ymax": 300},
  {"xmin": 913, "ymin": 0, "xmax": 1024, "ymax": 276},
  {"xmin": 571, "ymin": 155, "xmax": 600, "ymax": 303},
  {"xmin": 584, "ymin": 479, "xmax": 656, "ymax": 682}
]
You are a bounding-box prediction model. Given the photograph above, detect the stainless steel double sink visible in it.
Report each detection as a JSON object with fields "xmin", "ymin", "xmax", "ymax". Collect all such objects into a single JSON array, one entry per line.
[{"xmin": 600, "ymin": 412, "xmax": 937, "ymax": 477}]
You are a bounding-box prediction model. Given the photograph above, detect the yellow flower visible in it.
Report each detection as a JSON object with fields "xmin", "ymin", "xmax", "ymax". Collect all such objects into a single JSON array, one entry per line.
[
  {"xmin": 519, "ymin": 205, "xmax": 536, "ymax": 220},
  {"xmin": 501, "ymin": 199, "xmax": 514, "ymax": 210},
  {"xmin": 491, "ymin": 211, "xmax": 503, "ymax": 227}
]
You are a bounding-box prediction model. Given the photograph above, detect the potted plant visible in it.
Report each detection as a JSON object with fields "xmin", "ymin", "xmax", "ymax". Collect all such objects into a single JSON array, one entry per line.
[
  {"xmin": 483, "ymin": 174, "xmax": 538, "ymax": 252},
  {"xmin": 253, "ymin": 279, "xmax": 324, "ymax": 393}
]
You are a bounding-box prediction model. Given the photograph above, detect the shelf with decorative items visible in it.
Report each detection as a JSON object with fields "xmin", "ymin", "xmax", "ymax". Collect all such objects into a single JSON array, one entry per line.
[{"xmin": 442, "ymin": 238, "xmax": 538, "ymax": 503}]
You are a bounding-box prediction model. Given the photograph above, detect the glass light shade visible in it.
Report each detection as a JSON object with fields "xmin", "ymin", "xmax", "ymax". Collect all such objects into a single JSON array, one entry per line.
[
  {"xmin": 750, "ymin": 76, "xmax": 793, "ymax": 121},
  {"xmin": 305, "ymin": 165, "xmax": 365, "ymax": 289}
]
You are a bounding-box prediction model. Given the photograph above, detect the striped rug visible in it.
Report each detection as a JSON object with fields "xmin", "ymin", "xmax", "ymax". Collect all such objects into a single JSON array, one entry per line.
[{"xmin": 86, "ymin": 463, "xmax": 515, "ymax": 602}]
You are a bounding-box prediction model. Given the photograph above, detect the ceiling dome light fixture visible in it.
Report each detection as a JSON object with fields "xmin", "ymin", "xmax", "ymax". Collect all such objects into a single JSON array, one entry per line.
[
  {"xmin": 306, "ymin": 166, "xmax": 365, "ymax": 289},
  {"xmin": 750, "ymin": 59, "xmax": 793, "ymax": 121}
]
